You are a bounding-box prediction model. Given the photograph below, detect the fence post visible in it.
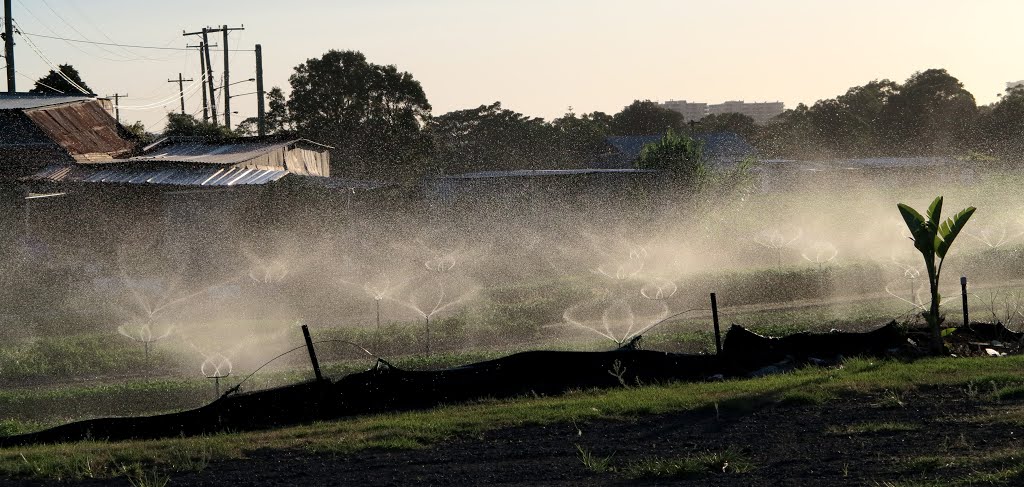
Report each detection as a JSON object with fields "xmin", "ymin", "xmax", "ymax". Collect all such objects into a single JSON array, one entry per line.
[
  {"xmin": 711, "ymin": 293, "xmax": 722, "ymax": 355},
  {"xmin": 301, "ymin": 324, "xmax": 324, "ymax": 381},
  {"xmin": 961, "ymin": 276, "xmax": 969, "ymax": 328}
]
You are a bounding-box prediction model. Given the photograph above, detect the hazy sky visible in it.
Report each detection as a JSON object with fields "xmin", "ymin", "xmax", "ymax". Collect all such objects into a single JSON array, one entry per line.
[{"xmin": 3, "ymin": 0, "xmax": 1019, "ymax": 130}]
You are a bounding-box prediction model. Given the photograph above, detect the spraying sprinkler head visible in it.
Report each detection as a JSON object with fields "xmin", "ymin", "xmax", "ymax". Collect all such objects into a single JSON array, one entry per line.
[
  {"xmin": 201, "ymin": 352, "xmax": 233, "ymax": 398},
  {"xmin": 801, "ymin": 241, "xmax": 838, "ymax": 269},
  {"xmin": 640, "ymin": 279, "xmax": 678, "ymax": 300}
]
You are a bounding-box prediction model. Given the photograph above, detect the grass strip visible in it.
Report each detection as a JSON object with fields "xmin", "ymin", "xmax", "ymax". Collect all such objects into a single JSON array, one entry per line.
[{"xmin": 3, "ymin": 355, "xmax": 1024, "ymax": 481}]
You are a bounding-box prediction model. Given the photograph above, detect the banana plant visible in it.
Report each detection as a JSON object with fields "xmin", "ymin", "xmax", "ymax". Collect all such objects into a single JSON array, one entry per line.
[{"xmin": 897, "ymin": 196, "xmax": 975, "ymax": 354}]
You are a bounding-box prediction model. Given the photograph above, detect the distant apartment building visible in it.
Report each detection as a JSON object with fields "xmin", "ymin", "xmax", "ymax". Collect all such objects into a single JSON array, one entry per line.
[
  {"xmin": 661, "ymin": 99, "xmax": 785, "ymax": 124},
  {"xmin": 660, "ymin": 100, "xmax": 707, "ymax": 122},
  {"xmin": 707, "ymin": 101, "xmax": 784, "ymax": 123}
]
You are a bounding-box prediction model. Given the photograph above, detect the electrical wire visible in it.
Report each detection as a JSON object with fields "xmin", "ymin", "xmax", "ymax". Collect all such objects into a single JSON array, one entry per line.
[
  {"xmin": 17, "ymin": 30, "xmax": 213, "ymax": 51},
  {"xmin": 117, "ymin": 73, "xmax": 206, "ymax": 110},
  {"xmin": 12, "ymin": 19, "xmax": 91, "ymax": 94},
  {"xmin": 16, "ymin": 69, "xmax": 66, "ymax": 93},
  {"xmin": 38, "ymin": 0, "xmax": 145, "ymax": 61},
  {"xmin": 13, "ymin": 0, "xmax": 135, "ymax": 63},
  {"xmin": 50, "ymin": 0, "xmax": 182, "ymax": 62},
  {"xmin": 18, "ymin": 30, "xmax": 255, "ymax": 53}
]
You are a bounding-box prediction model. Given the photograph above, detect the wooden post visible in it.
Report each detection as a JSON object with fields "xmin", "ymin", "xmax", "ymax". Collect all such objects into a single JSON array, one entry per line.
[
  {"xmin": 961, "ymin": 276, "xmax": 969, "ymax": 328},
  {"xmin": 301, "ymin": 324, "xmax": 323, "ymax": 381},
  {"xmin": 711, "ymin": 293, "xmax": 722, "ymax": 355}
]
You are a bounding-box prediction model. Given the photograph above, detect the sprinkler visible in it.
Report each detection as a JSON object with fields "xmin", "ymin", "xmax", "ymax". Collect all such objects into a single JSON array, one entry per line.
[
  {"xmin": 201, "ymin": 352, "xmax": 233, "ymax": 399},
  {"xmin": 563, "ymin": 292, "xmax": 671, "ymax": 348},
  {"xmin": 886, "ymin": 258, "xmax": 925, "ymax": 310},
  {"xmin": 398, "ymin": 278, "xmax": 478, "ymax": 356},
  {"xmin": 640, "ymin": 278, "xmax": 678, "ymax": 301},
  {"xmin": 801, "ymin": 241, "xmax": 838, "ymax": 271},
  {"xmin": 965, "ymin": 222, "xmax": 1023, "ymax": 249},
  {"xmin": 248, "ymin": 260, "xmax": 289, "ymax": 284},
  {"xmin": 754, "ymin": 228, "xmax": 802, "ymax": 267},
  {"xmin": 117, "ymin": 322, "xmax": 174, "ymax": 370}
]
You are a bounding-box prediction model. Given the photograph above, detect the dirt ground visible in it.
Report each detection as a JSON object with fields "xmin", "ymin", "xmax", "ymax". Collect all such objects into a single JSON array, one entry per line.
[{"xmin": 14, "ymin": 384, "xmax": 1022, "ymax": 486}]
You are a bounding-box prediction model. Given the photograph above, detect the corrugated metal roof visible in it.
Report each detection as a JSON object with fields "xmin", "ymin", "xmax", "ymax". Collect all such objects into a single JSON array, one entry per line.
[
  {"xmin": 21, "ymin": 99, "xmax": 134, "ymax": 157},
  {"xmin": 127, "ymin": 137, "xmax": 332, "ymax": 165},
  {"xmin": 0, "ymin": 94, "xmax": 98, "ymax": 110},
  {"xmin": 26, "ymin": 163, "xmax": 290, "ymax": 187},
  {"xmin": 440, "ymin": 168, "xmax": 658, "ymax": 180}
]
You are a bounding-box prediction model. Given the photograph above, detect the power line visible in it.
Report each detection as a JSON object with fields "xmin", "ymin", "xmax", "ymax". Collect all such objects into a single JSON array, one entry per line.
[
  {"xmin": 37, "ymin": 0, "xmax": 142, "ymax": 61},
  {"xmin": 12, "ymin": 19, "xmax": 91, "ymax": 94},
  {"xmin": 13, "ymin": 0, "xmax": 134, "ymax": 62},
  {"xmin": 13, "ymin": 66, "xmax": 66, "ymax": 94},
  {"xmin": 17, "ymin": 30, "xmax": 255, "ymax": 52},
  {"xmin": 48, "ymin": 0, "xmax": 175, "ymax": 62},
  {"xmin": 118, "ymin": 74, "xmax": 206, "ymax": 110}
]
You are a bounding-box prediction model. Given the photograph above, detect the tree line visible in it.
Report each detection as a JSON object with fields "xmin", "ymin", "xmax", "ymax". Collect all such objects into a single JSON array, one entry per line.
[{"xmin": 34, "ymin": 55, "xmax": 1024, "ymax": 180}]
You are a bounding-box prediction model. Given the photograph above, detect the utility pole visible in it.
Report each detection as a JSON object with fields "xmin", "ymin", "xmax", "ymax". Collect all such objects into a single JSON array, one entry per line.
[
  {"xmin": 255, "ymin": 43, "xmax": 265, "ymax": 137},
  {"xmin": 202, "ymin": 30, "xmax": 216, "ymax": 126},
  {"xmin": 4, "ymin": 0, "xmax": 15, "ymax": 93},
  {"xmin": 187, "ymin": 43, "xmax": 209, "ymax": 122},
  {"xmin": 184, "ymin": 28, "xmax": 218, "ymax": 126},
  {"xmin": 219, "ymin": 24, "xmax": 244, "ymax": 129},
  {"xmin": 112, "ymin": 93, "xmax": 126, "ymax": 123},
  {"xmin": 167, "ymin": 73, "xmax": 193, "ymax": 115}
]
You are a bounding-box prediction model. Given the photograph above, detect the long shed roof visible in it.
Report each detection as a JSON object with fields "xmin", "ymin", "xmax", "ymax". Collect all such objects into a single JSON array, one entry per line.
[
  {"xmin": 0, "ymin": 94, "xmax": 99, "ymax": 110},
  {"xmin": 26, "ymin": 163, "xmax": 290, "ymax": 186},
  {"xmin": 126, "ymin": 137, "xmax": 332, "ymax": 165}
]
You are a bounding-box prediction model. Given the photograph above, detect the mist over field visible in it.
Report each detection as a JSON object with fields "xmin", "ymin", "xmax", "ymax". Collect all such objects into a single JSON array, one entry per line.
[{"xmin": 4, "ymin": 160, "xmax": 1024, "ymax": 394}]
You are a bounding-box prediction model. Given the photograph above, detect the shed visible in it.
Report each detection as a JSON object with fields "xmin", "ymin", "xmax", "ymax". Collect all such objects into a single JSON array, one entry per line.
[
  {"xmin": 25, "ymin": 136, "xmax": 333, "ymax": 187},
  {"xmin": 0, "ymin": 94, "xmax": 133, "ymax": 180}
]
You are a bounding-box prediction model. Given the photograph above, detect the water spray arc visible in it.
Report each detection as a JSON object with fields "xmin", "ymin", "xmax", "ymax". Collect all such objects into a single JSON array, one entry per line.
[
  {"xmin": 801, "ymin": 241, "xmax": 838, "ymax": 271},
  {"xmin": 200, "ymin": 352, "xmax": 233, "ymax": 398},
  {"xmin": 117, "ymin": 322, "xmax": 175, "ymax": 371},
  {"xmin": 755, "ymin": 228, "xmax": 803, "ymax": 267}
]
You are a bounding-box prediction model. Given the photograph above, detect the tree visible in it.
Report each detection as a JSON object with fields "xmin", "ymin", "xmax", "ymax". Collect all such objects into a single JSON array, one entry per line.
[
  {"xmin": 977, "ymin": 87, "xmax": 1024, "ymax": 158},
  {"xmin": 549, "ymin": 110, "xmax": 612, "ymax": 168},
  {"xmin": 123, "ymin": 121, "xmax": 156, "ymax": 146},
  {"xmin": 29, "ymin": 64, "xmax": 92, "ymax": 94},
  {"xmin": 163, "ymin": 113, "xmax": 233, "ymax": 138},
  {"xmin": 882, "ymin": 69, "xmax": 977, "ymax": 154},
  {"xmin": 265, "ymin": 87, "xmax": 292, "ymax": 133},
  {"xmin": 288, "ymin": 50, "xmax": 431, "ymax": 179},
  {"xmin": 694, "ymin": 113, "xmax": 757, "ymax": 138},
  {"xmin": 427, "ymin": 102, "xmax": 555, "ymax": 173},
  {"xmin": 754, "ymin": 103, "xmax": 816, "ymax": 159},
  {"xmin": 235, "ymin": 87, "xmax": 293, "ymax": 137},
  {"xmin": 609, "ymin": 100, "xmax": 685, "ymax": 136},
  {"xmin": 636, "ymin": 129, "xmax": 705, "ymax": 182}
]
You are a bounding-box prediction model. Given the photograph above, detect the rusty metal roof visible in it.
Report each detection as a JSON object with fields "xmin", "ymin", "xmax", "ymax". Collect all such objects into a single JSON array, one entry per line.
[
  {"xmin": 26, "ymin": 163, "xmax": 290, "ymax": 186},
  {"xmin": 126, "ymin": 137, "xmax": 331, "ymax": 165},
  {"xmin": 0, "ymin": 94, "xmax": 98, "ymax": 110},
  {"xmin": 21, "ymin": 99, "xmax": 134, "ymax": 158}
]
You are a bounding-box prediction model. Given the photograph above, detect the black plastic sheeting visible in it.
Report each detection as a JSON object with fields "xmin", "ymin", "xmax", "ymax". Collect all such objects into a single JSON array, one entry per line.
[{"xmin": 0, "ymin": 323, "xmax": 909, "ymax": 447}]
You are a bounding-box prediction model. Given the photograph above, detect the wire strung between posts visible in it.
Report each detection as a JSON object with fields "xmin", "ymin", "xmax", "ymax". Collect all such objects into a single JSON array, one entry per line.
[
  {"xmin": 11, "ymin": 19, "xmax": 91, "ymax": 94},
  {"xmin": 627, "ymin": 307, "xmax": 712, "ymax": 340},
  {"xmin": 225, "ymin": 339, "xmax": 382, "ymax": 397},
  {"xmin": 16, "ymin": 31, "xmax": 255, "ymax": 52}
]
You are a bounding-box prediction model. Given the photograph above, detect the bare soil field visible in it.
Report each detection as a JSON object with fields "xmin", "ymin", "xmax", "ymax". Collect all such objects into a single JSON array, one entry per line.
[{"xmin": 10, "ymin": 384, "xmax": 1019, "ymax": 486}]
